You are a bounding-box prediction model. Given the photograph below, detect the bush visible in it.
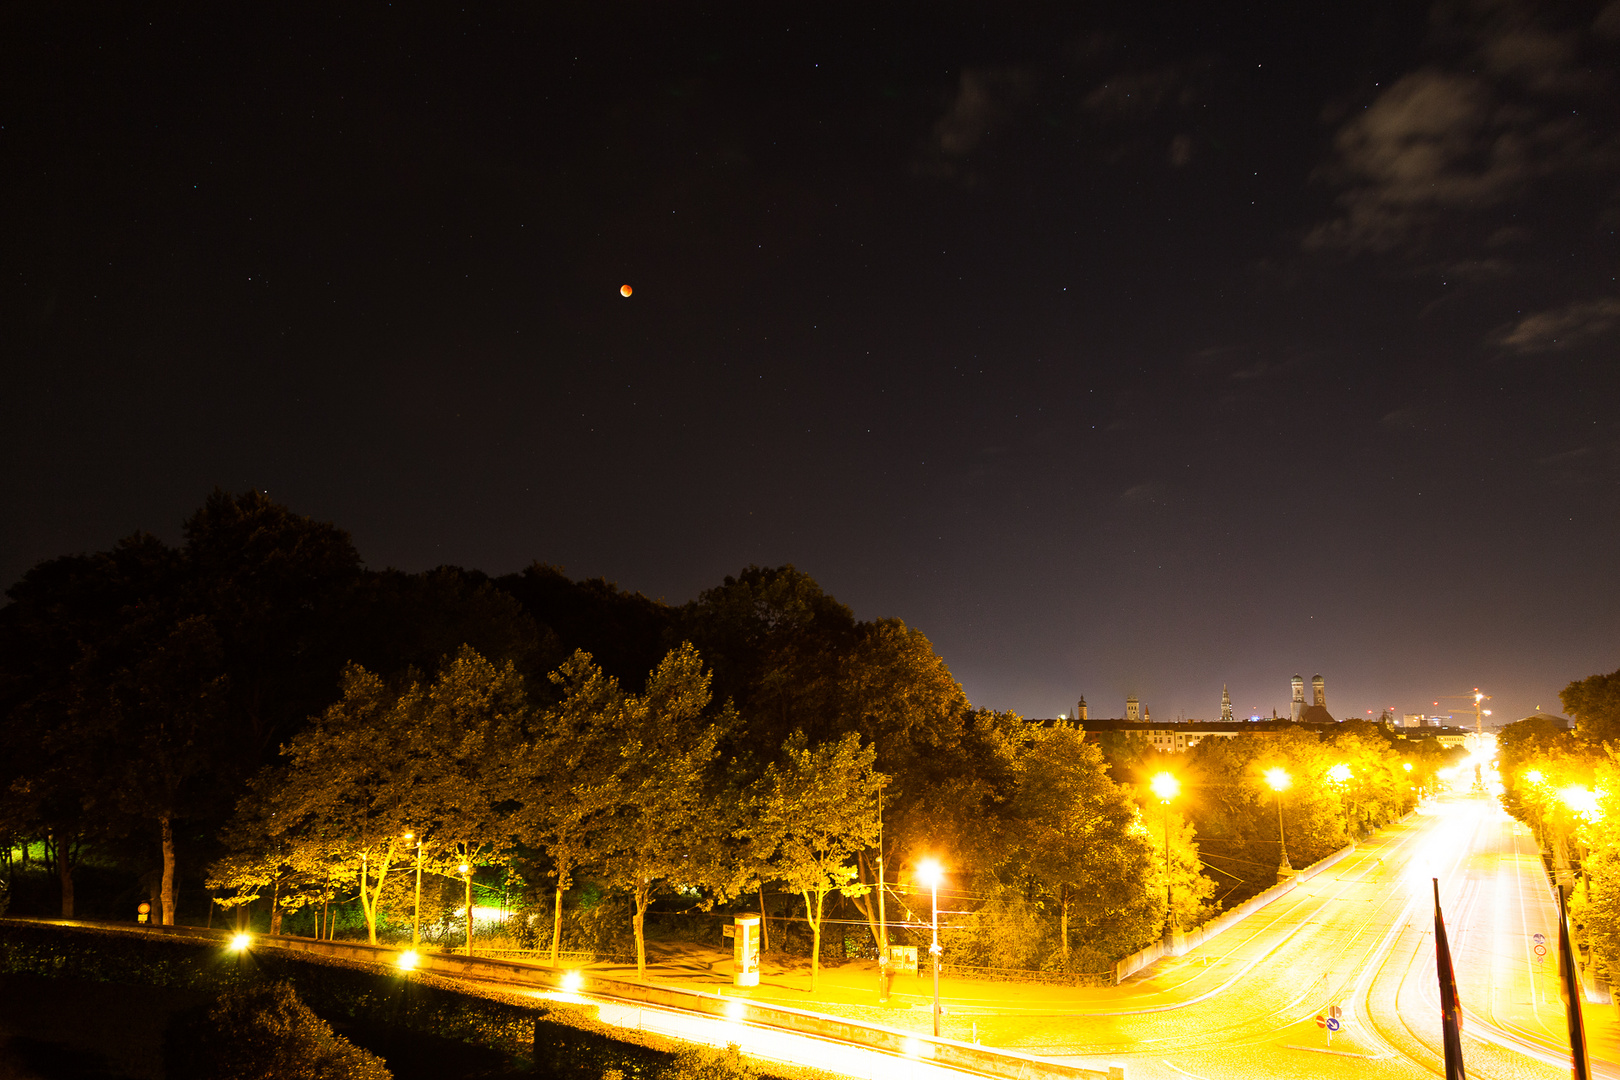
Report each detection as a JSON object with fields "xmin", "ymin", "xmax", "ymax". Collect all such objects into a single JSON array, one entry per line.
[
  {"xmin": 658, "ymin": 1044, "xmax": 756, "ymax": 1080},
  {"xmin": 165, "ymin": 980, "xmax": 392, "ymax": 1080}
]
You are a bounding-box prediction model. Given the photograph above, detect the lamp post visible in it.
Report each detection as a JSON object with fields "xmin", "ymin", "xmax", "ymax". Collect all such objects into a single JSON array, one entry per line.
[
  {"xmin": 460, "ymin": 862, "xmax": 473, "ymax": 956},
  {"xmin": 1327, "ymin": 762, "xmax": 1357, "ymax": 838},
  {"xmin": 1266, "ymin": 769, "xmax": 1293, "ymax": 882},
  {"xmin": 916, "ymin": 858, "xmax": 944, "ymax": 1037},
  {"xmin": 1149, "ymin": 773, "xmax": 1181, "ymax": 949}
]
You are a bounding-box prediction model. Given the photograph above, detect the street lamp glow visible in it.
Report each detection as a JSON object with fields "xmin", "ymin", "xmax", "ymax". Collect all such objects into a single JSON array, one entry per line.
[
  {"xmin": 1560, "ymin": 785, "xmax": 1601, "ymax": 820},
  {"xmin": 458, "ymin": 863, "xmax": 470, "ymax": 875},
  {"xmin": 560, "ymin": 970, "xmax": 584, "ymax": 993},
  {"xmin": 1525, "ymin": 769, "xmax": 1545, "ymax": 784},
  {"xmin": 1326, "ymin": 763, "xmax": 1352, "ymax": 784},
  {"xmin": 915, "ymin": 858, "xmax": 945, "ymax": 1037},
  {"xmin": 1150, "ymin": 772, "xmax": 1180, "ymax": 800},
  {"xmin": 1265, "ymin": 767, "xmax": 1291, "ymax": 792},
  {"xmin": 397, "ymin": 949, "xmax": 419, "ymax": 971},
  {"xmin": 229, "ymin": 933, "xmax": 251, "ymax": 952},
  {"xmin": 1403, "ymin": 762, "xmax": 1413, "ymax": 772}
]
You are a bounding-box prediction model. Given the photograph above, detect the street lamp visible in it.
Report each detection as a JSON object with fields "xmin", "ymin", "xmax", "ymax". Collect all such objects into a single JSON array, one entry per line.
[
  {"xmin": 460, "ymin": 863, "xmax": 474, "ymax": 956},
  {"xmin": 1149, "ymin": 773, "xmax": 1181, "ymax": 947},
  {"xmin": 1326, "ymin": 762, "xmax": 1358, "ymax": 838},
  {"xmin": 1266, "ymin": 768, "xmax": 1293, "ymax": 881},
  {"xmin": 916, "ymin": 858, "xmax": 944, "ymax": 1037}
]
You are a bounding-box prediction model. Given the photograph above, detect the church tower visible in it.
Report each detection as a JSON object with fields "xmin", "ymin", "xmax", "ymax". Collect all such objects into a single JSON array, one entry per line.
[
  {"xmin": 1312, "ymin": 674, "xmax": 1326, "ymax": 708},
  {"xmin": 1126, "ymin": 696, "xmax": 1140, "ymax": 722},
  {"xmin": 1077, "ymin": 697, "xmax": 1088, "ymax": 722},
  {"xmin": 1291, "ymin": 675, "xmax": 1305, "ymax": 722},
  {"xmin": 1221, "ymin": 684, "xmax": 1234, "ymax": 722}
]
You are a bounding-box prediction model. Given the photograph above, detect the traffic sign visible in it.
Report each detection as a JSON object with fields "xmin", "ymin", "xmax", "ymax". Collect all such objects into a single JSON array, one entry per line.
[
  {"xmin": 1315, "ymin": 1015, "xmax": 1326, "ymax": 1028},
  {"xmin": 1533, "ymin": 943, "xmax": 1547, "ymax": 957},
  {"xmin": 1326, "ymin": 1017, "xmax": 1342, "ymax": 1032},
  {"xmin": 1533, "ymin": 933, "xmax": 1546, "ymax": 945}
]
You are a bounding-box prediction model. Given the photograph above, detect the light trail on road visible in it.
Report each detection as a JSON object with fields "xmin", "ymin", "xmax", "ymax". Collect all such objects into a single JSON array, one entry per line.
[{"xmin": 1027, "ymin": 794, "xmax": 1608, "ymax": 1080}]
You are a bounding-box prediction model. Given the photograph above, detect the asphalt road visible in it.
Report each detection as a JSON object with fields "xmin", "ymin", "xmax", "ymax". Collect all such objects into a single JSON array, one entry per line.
[{"xmin": 989, "ymin": 793, "xmax": 1613, "ymax": 1080}]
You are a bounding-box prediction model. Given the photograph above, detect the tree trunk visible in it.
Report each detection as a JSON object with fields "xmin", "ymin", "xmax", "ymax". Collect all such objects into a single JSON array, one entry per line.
[
  {"xmin": 805, "ymin": 889, "xmax": 824, "ymax": 993},
  {"xmin": 633, "ymin": 881, "xmax": 650, "ymax": 979},
  {"xmin": 58, "ymin": 840, "xmax": 75, "ymax": 918},
  {"xmin": 851, "ymin": 848, "xmax": 887, "ymax": 952},
  {"xmin": 758, "ymin": 883, "xmax": 770, "ymax": 953},
  {"xmin": 159, "ymin": 816, "xmax": 176, "ymax": 926},
  {"xmin": 1060, "ymin": 885, "xmax": 1070, "ymax": 959},
  {"xmin": 269, "ymin": 876, "xmax": 282, "ymax": 935},
  {"xmin": 552, "ymin": 885, "xmax": 565, "ymax": 965}
]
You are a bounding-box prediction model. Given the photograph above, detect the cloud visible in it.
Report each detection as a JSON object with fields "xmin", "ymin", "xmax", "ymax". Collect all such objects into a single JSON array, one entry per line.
[
  {"xmin": 933, "ymin": 68, "xmax": 1035, "ymax": 158},
  {"xmin": 1306, "ymin": 1, "xmax": 1611, "ymax": 257},
  {"xmin": 1120, "ymin": 482, "xmax": 1167, "ymax": 505},
  {"xmin": 1082, "ymin": 67, "xmax": 1187, "ymax": 118},
  {"xmin": 1380, "ymin": 406, "xmax": 1423, "ymax": 429},
  {"xmin": 1305, "ymin": 70, "xmax": 1539, "ymax": 252},
  {"xmin": 1491, "ymin": 298, "xmax": 1620, "ymax": 353}
]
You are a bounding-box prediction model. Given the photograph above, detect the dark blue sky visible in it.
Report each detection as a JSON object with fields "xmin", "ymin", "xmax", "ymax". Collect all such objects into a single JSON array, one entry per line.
[{"xmin": 4, "ymin": 1, "xmax": 1617, "ymax": 725}]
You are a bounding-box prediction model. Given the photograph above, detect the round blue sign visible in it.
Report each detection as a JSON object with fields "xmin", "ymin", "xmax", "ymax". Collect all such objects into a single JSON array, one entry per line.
[{"xmin": 1326, "ymin": 1017, "xmax": 1342, "ymax": 1032}]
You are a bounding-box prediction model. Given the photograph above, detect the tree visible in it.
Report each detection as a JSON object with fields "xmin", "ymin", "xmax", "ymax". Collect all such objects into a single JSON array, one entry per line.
[
  {"xmin": 0, "ymin": 534, "xmax": 179, "ymax": 916},
  {"xmin": 746, "ymin": 731, "xmax": 884, "ymax": 991},
  {"xmin": 506, "ymin": 649, "xmax": 626, "ymax": 964},
  {"xmin": 1563, "ymin": 670, "xmax": 1620, "ymax": 746},
  {"xmin": 1015, "ymin": 724, "xmax": 1158, "ymax": 963},
  {"xmin": 835, "ymin": 619, "xmax": 1031, "ymax": 952},
  {"xmin": 107, "ymin": 610, "xmax": 232, "ymax": 925},
  {"xmin": 582, "ymin": 643, "xmax": 728, "ymax": 978},
  {"xmin": 255, "ymin": 646, "xmax": 524, "ymax": 943}
]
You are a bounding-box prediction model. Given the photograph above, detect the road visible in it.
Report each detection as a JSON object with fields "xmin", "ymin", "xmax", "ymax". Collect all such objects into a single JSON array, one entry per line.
[
  {"xmin": 952, "ymin": 793, "xmax": 1611, "ymax": 1080},
  {"xmin": 491, "ymin": 794, "xmax": 1606, "ymax": 1080}
]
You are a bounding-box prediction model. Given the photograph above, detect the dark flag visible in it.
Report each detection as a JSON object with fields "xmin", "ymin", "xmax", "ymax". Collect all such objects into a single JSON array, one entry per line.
[
  {"xmin": 1557, "ymin": 884, "xmax": 1591, "ymax": 1080},
  {"xmin": 1433, "ymin": 878, "xmax": 1466, "ymax": 1080}
]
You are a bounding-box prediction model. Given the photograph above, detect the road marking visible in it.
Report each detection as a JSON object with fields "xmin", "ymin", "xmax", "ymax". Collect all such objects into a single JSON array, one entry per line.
[
  {"xmin": 1159, "ymin": 1060, "xmax": 1210, "ymax": 1080},
  {"xmin": 1282, "ymin": 1043, "xmax": 1385, "ymax": 1059}
]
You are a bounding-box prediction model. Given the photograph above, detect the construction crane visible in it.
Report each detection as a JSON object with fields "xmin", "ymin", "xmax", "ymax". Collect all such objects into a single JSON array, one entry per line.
[{"xmin": 1426, "ymin": 689, "xmax": 1493, "ymax": 734}]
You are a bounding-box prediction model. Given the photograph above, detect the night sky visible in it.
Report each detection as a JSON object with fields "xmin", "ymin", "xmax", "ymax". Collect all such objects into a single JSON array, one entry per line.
[{"xmin": 4, "ymin": 2, "xmax": 1618, "ymax": 726}]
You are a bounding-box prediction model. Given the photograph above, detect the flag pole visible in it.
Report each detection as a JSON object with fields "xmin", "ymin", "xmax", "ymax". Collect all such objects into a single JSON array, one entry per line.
[
  {"xmin": 1434, "ymin": 878, "xmax": 1467, "ymax": 1080},
  {"xmin": 1558, "ymin": 883, "xmax": 1591, "ymax": 1080}
]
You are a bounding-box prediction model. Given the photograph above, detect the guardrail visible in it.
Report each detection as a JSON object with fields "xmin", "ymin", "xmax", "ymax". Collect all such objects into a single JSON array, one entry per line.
[{"xmin": 8, "ymin": 919, "xmax": 1125, "ymax": 1080}]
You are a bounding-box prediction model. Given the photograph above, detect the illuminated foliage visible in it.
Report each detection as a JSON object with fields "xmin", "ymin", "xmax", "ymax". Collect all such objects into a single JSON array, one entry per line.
[
  {"xmin": 742, "ymin": 731, "xmax": 884, "ymax": 991},
  {"xmin": 1015, "ymin": 724, "xmax": 1159, "ymax": 963}
]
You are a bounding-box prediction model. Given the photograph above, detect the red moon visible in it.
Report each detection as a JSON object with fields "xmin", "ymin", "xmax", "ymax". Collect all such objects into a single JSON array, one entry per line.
[{"xmin": 619, "ymin": 284, "xmax": 632, "ymax": 297}]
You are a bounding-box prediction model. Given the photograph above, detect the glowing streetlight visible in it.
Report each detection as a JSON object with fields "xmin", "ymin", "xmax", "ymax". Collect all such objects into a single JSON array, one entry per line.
[
  {"xmin": 1149, "ymin": 773, "xmax": 1181, "ymax": 946},
  {"xmin": 397, "ymin": 949, "xmax": 419, "ymax": 972},
  {"xmin": 1266, "ymin": 769, "xmax": 1293, "ymax": 879},
  {"xmin": 560, "ymin": 970, "xmax": 584, "ymax": 993},
  {"xmin": 229, "ymin": 933, "xmax": 251, "ymax": 953},
  {"xmin": 1326, "ymin": 763, "xmax": 1352, "ymax": 784},
  {"xmin": 916, "ymin": 858, "xmax": 944, "ymax": 1037},
  {"xmin": 1526, "ymin": 769, "xmax": 1545, "ymax": 785},
  {"xmin": 1403, "ymin": 763, "xmax": 1413, "ymax": 773},
  {"xmin": 1560, "ymin": 786, "xmax": 1602, "ymax": 821}
]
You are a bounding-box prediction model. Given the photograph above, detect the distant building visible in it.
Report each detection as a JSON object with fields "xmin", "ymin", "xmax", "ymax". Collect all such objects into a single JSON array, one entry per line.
[
  {"xmin": 1076, "ymin": 697, "xmax": 1088, "ymax": 722},
  {"xmin": 1067, "ymin": 716, "xmax": 1294, "ymax": 752},
  {"xmin": 1220, "ymin": 685, "xmax": 1233, "ymax": 722},
  {"xmin": 1296, "ymin": 673, "xmax": 1335, "ymax": 724},
  {"xmin": 1125, "ymin": 696, "xmax": 1140, "ymax": 722}
]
